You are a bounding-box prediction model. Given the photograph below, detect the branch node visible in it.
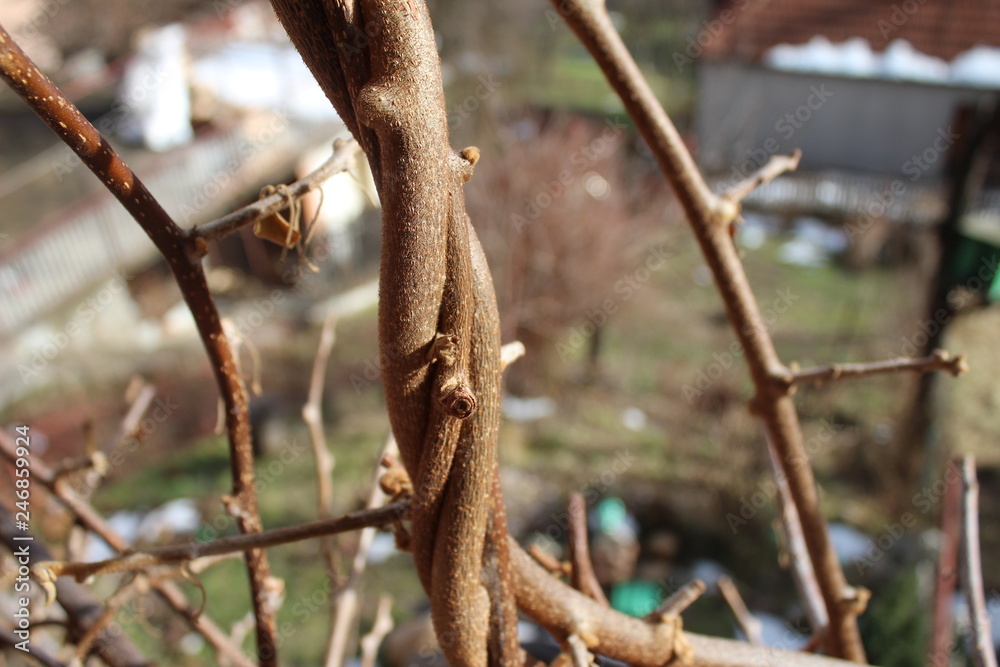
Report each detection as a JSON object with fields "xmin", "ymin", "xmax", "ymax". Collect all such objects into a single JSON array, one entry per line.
[
  {"xmin": 428, "ymin": 332, "xmax": 460, "ymax": 365},
  {"xmin": 646, "ymin": 579, "xmax": 706, "ymax": 621},
  {"xmin": 840, "ymin": 587, "xmax": 870, "ymax": 616},
  {"xmin": 438, "ymin": 383, "xmax": 477, "ymax": 419},
  {"xmin": 457, "ymin": 146, "xmax": 480, "ymax": 182}
]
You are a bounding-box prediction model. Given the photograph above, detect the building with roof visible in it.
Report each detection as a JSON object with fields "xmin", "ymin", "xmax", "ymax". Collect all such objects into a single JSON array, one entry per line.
[{"xmin": 692, "ymin": 0, "xmax": 1000, "ymax": 253}]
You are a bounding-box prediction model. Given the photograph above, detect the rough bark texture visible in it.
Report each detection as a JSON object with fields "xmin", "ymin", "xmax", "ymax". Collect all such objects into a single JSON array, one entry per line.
[{"xmin": 268, "ymin": 2, "xmax": 517, "ymax": 664}]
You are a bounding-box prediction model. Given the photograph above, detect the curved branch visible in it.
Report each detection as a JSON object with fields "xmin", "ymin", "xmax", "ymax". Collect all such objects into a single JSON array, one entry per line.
[
  {"xmin": 0, "ymin": 26, "xmax": 278, "ymax": 661},
  {"xmin": 547, "ymin": 1, "xmax": 866, "ymax": 659},
  {"xmin": 194, "ymin": 139, "xmax": 359, "ymax": 242},
  {"xmin": 0, "ymin": 431, "xmax": 253, "ymax": 667},
  {"xmin": 511, "ymin": 540, "xmax": 857, "ymax": 667},
  {"xmin": 33, "ymin": 503, "xmax": 407, "ymax": 584},
  {"xmin": 782, "ymin": 349, "xmax": 968, "ymax": 389}
]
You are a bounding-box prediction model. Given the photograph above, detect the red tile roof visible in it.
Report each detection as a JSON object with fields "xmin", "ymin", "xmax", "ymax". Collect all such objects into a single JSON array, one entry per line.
[{"xmin": 703, "ymin": 0, "xmax": 1000, "ymax": 62}]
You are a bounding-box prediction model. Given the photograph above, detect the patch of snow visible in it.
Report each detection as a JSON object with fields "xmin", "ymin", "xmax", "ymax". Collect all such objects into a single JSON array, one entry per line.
[
  {"xmin": 765, "ymin": 37, "xmax": 1000, "ymax": 88},
  {"xmin": 765, "ymin": 36, "xmax": 877, "ymax": 77},
  {"xmin": 621, "ymin": 407, "xmax": 647, "ymax": 431},
  {"xmin": 950, "ymin": 46, "xmax": 1000, "ymax": 88},
  {"xmin": 827, "ymin": 522, "xmax": 871, "ymax": 563},
  {"xmin": 137, "ymin": 499, "xmax": 201, "ymax": 544},
  {"xmin": 755, "ymin": 611, "xmax": 808, "ymax": 648},
  {"xmin": 502, "ymin": 395, "xmax": 556, "ymax": 422},
  {"xmin": 366, "ymin": 532, "xmax": 400, "ymax": 565},
  {"xmin": 778, "ymin": 217, "xmax": 846, "ymax": 267},
  {"xmin": 690, "ymin": 559, "xmax": 730, "ymax": 588},
  {"xmin": 880, "ymin": 40, "xmax": 949, "ymax": 82}
]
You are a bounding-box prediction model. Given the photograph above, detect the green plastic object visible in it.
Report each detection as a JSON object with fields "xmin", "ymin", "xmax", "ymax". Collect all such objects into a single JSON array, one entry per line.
[
  {"xmin": 596, "ymin": 497, "xmax": 627, "ymax": 536},
  {"xmin": 610, "ymin": 580, "xmax": 662, "ymax": 618}
]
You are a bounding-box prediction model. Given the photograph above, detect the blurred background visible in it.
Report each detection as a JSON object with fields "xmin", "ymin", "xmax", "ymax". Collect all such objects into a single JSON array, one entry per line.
[{"xmin": 0, "ymin": 0, "xmax": 998, "ymax": 664}]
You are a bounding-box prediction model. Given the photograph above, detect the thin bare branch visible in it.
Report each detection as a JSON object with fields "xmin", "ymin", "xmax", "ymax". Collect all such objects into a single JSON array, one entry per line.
[
  {"xmin": 194, "ymin": 139, "xmax": 359, "ymax": 243},
  {"xmin": 566, "ymin": 493, "xmax": 609, "ymax": 606},
  {"xmin": 647, "ymin": 579, "xmax": 706, "ymax": 620},
  {"xmin": 783, "ymin": 350, "xmax": 968, "ymax": 388},
  {"xmin": 72, "ymin": 575, "xmax": 146, "ymax": 663},
  {"xmin": 0, "ymin": 24, "xmax": 278, "ymax": 661},
  {"xmin": 958, "ymin": 455, "xmax": 997, "ymax": 667},
  {"xmin": 0, "ymin": 506, "xmax": 150, "ymax": 667},
  {"xmin": 724, "ymin": 150, "xmax": 802, "ymax": 203},
  {"xmin": 929, "ymin": 458, "xmax": 963, "ymax": 663},
  {"xmin": 325, "ymin": 436, "xmax": 396, "ymax": 667},
  {"xmin": 528, "ymin": 544, "xmax": 570, "ymax": 576},
  {"xmin": 549, "ymin": 0, "xmax": 866, "ymax": 658},
  {"xmin": 717, "ymin": 576, "xmax": 763, "ymax": 646},
  {"xmin": 565, "ymin": 634, "xmax": 595, "ymax": 667},
  {"xmin": 513, "ymin": 541, "xmax": 860, "ymax": 666},
  {"xmin": 34, "ymin": 503, "xmax": 405, "ymax": 585},
  {"xmin": 359, "ymin": 595, "xmax": 394, "ymax": 667},
  {"xmin": 302, "ymin": 312, "xmax": 341, "ymax": 593},
  {"xmin": 0, "ymin": 431, "xmax": 253, "ymax": 667},
  {"xmin": 765, "ymin": 432, "xmax": 828, "ymax": 634},
  {"xmin": 109, "ymin": 380, "xmax": 157, "ymax": 452},
  {"xmin": 49, "ymin": 452, "xmax": 110, "ymax": 482}
]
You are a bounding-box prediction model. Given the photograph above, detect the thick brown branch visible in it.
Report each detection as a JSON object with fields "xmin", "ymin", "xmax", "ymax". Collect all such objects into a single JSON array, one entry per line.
[
  {"xmin": 34, "ymin": 503, "xmax": 406, "ymax": 584},
  {"xmin": 512, "ymin": 540, "xmax": 858, "ymax": 666},
  {"xmin": 549, "ymin": 1, "xmax": 866, "ymax": 659},
  {"xmin": 0, "ymin": 24, "xmax": 277, "ymax": 661},
  {"xmin": 194, "ymin": 139, "xmax": 358, "ymax": 242},
  {"xmin": 782, "ymin": 349, "xmax": 968, "ymax": 389},
  {"xmin": 957, "ymin": 456, "xmax": 997, "ymax": 667}
]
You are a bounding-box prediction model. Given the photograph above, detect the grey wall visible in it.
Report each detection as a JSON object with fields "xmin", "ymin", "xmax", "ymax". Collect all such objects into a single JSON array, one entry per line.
[{"xmin": 696, "ymin": 62, "xmax": 996, "ymax": 182}]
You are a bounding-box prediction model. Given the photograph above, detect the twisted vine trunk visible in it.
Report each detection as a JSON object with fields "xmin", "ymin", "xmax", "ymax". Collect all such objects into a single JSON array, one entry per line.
[
  {"xmin": 268, "ymin": 2, "xmax": 518, "ymax": 664},
  {"xmin": 269, "ymin": 2, "xmax": 865, "ymax": 665}
]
